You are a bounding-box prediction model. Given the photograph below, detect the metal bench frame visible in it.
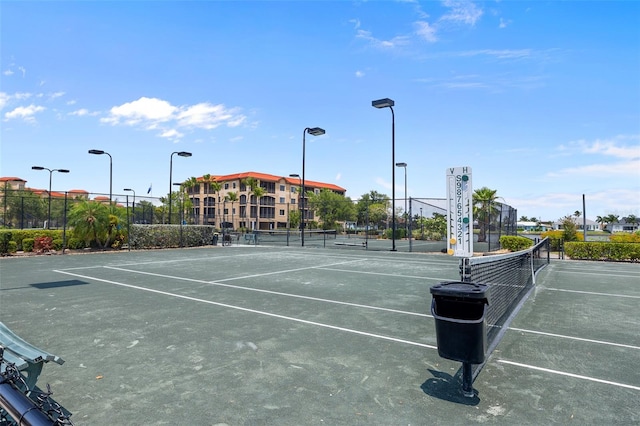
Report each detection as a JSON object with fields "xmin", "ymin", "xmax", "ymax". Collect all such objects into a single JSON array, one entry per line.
[{"xmin": 0, "ymin": 322, "xmax": 64, "ymax": 391}]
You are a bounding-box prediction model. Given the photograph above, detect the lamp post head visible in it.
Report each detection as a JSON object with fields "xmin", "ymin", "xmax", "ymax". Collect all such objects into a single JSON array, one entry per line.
[
  {"xmin": 306, "ymin": 127, "xmax": 325, "ymax": 136},
  {"xmin": 88, "ymin": 149, "xmax": 105, "ymax": 155},
  {"xmin": 372, "ymin": 98, "xmax": 395, "ymax": 108},
  {"xmin": 32, "ymin": 166, "xmax": 45, "ymax": 171},
  {"xmin": 177, "ymin": 151, "xmax": 192, "ymax": 157},
  {"xmin": 289, "ymin": 174, "xmax": 300, "ymax": 178},
  {"xmin": 58, "ymin": 169, "xmax": 70, "ymax": 173},
  {"xmin": 124, "ymin": 188, "xmax": 133, "ymax": 192},
  {"xmin": 395, "ymin": 162, "xmax": 407, "ymax": 168}
]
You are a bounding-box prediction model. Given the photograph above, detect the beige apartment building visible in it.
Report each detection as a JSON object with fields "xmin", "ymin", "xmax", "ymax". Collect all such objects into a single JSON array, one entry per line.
[{"xmin": 182, "ymin": 171, "xmax": 346, "ymax": 231}]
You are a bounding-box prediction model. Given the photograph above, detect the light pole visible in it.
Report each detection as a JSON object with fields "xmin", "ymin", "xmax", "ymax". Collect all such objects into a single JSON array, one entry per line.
[
  {"xmin": 301, "ymin": 127, "xmax": 325, "ymax": 247},
  {"xmin": 88, "ymin": 149, "xmax": 112, "ymax": 206},
  {"xmin": 169, "ymin": 151, "xmax": 192, "ymax": 224},
  {"xmin": 31, "ymin": 166, "xmax": 69, "ymax": 229},
  {"xmin": 124, "ymin": 188, "xmax": 136, "ymax": 223},
  {"xmin": 396, "ymin": 162, "xmax": 407, "ymax": 238},
  {"xmin": 372, "ymin": 97, "xmax": 396, "ymax": 251}
]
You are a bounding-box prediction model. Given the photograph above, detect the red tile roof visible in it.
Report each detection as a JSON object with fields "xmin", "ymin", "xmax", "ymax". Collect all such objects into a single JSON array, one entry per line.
[{"xmin": 196, "ymin": 171, "xmax": 346, "ymax": 193}]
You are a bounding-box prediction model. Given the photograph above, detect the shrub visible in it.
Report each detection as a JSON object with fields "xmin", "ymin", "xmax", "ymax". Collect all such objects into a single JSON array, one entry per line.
[
  {"xmin": 8, "ymin": 241, "xmax": 17, "ymax": 254},
  {"xmin": 540, "ymin": 230, "xmax": 584, "ymax": 251},
  {"xmin": 67, "ymin": 238, "xmax": 85, "ymax": 250},
  {"xmin": 34, "ymin": 236, "xmax": 54, "ymax": 253},
  {"xmin": 565, "ymin": 241, "xmax": 640, "ymax": 262},
  {"xmin": 0, "ymin": 231, "xmax": 12, "ymax": 255},
  {"xmin": 52, "ymin": 238, "xmax": 64, "ymax": 250},
  {"xmin": 500, "ymin": 235, "xmax": 534, "ymax": 252},
  {"xmin": 610, "ymin": 233, "xmax": 640, "ymax": 243},
  {"xmin": 22, "ymin": 238, "xmax": 35, "ymax": 252}
]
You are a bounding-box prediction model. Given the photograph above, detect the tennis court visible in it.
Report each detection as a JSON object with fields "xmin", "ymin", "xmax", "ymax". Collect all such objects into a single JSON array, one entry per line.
[{"xmin": 1, "ymin": 246, "xmax": 638, "ymax": 425}]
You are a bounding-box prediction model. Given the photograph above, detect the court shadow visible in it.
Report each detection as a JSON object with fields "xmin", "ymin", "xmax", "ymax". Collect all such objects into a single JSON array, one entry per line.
[
  {"xmin": 31, "ymin": 280, "xmax": 89, "ymax": 290},
  {"xmin": 420, "ymin": 369, "xmax": 480, "ymax": 406}
]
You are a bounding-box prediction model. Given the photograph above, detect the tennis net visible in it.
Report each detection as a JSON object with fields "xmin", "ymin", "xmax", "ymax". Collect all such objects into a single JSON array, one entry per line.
[
  {"xmin": 461, "ymin": 237, "xmax": 550, "ymax": 375},
  {"xmin": 251, "ymin": 229, "xmax": 337, "ymax": 246}
]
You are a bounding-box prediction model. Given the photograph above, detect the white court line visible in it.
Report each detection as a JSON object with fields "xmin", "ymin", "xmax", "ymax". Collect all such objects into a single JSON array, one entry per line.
[
  {"xmin": 52, "ymin": 269, "xmax": 639, "ymax": 391},
  {"xmin": 509, "ymin": 327, "xmax": 640, "ymax": 351},
  {"xmin": 544, "ymin": 288, "xmax": 640, "ymax": 299},
  {"xmin": 103, "ymin": 265, "xmax": 638, "ymax": 352},
  {"xmin": 319, "ymin": 267, "xmax": 451, "ymax": 281},
  {"xmin": 101, "ymin": 265, "xmax": 430, "ymax": 318},
  {"xmin": 496, "ymin": 359, "xmax": 640, "ymax": 391},
  {"xmin": 553, "ymin": 270, "xmax": 640, "ymax": 278},
  {"xmin": 53, "ymin": 269, "xmax": 436, "ymax": 350}
]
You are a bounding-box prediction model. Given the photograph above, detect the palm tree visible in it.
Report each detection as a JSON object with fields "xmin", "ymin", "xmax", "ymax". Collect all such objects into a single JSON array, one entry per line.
[
  {"xmin": 625, "ymin": 214, "xmax": 638, "ymax": 231},
  {"xmin": 241, "ymin": 177, "xmax": 259, "ymax": 230},
  {"xmin": 209, "ymin": 181, "xmax": 222, "ymax": 227},
  {"xmin": 202, "ymin": 173, "xmax": 212, "ymax": 225},
  {"xmin": 253, "ymin": 186, "xmax": 266, "ymax": 231},
  {"xmin": 596, "ymin": 215, "xmax": 605, "ymax": 231},
  {"xmin": 472, "ymin": 187, "xmax": 498, "ymax": 243},
  {"xmin": 225, "ymin": 191, "xmax": 238, "ymax": 230},
  {"xmin": 67, "ymin": 200, "xmax": 110, "ymax": 248},
  {"xmin": 182, "ymin": 177, "xmax": 198, "ymax": 224},
  {"xmin": 603, "ymin": 214, "xmax": 620, "ymax": 232}
]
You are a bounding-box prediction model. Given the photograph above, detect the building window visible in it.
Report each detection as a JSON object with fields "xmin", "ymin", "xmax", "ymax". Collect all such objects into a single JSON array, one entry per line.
[
  {"xmin": 279, "ymin": 209, "xmax": 285, "ymax": 216},
  {"xmin": 233, "ymin": 182, "xmax": 237, "ymax": 188},
  {"xmin": 224, "ymin": 183, "xmax": 229, "ymax": 190},
  {"xmin": 279, "ymin": 197, "xmax": 285, "ymax": 203},
  {"xmin": 291, "ymin": 187, "xmax": 297, "ymax": 193},
  {"xmin": 291, "ymin": 199, "xmax": 296, "ymax": 204},
  {"xmin": 280, "ymin": 184, "xmax": 285, "ymax": 191}
]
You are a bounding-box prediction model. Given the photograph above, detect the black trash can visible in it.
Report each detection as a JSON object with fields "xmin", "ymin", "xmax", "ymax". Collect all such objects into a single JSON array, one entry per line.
[
  {"xmin": 430, "ymin": 281, "xmax": 489, "ymax": 364},
  {"xmin": 212, "ymin": 233, "xmax": 219, "ymax": 246}
]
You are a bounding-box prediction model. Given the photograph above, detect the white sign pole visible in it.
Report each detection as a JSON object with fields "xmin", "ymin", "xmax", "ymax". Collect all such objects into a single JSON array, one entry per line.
[{"xmin": 446, "ymin": 166, "xmax": 473, "ymax": 258}]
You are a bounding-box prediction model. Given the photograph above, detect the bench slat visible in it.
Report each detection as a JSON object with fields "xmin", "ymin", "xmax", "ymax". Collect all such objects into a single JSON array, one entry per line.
[{"xmin": 0, "ymin": 323, "xmax": 64, "ymax": 366}]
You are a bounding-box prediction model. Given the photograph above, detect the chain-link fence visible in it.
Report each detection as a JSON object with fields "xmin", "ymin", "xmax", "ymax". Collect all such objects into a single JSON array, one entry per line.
[{"xmin": 1, "ymin": 189, "xmax": 517, "ymax": 254}]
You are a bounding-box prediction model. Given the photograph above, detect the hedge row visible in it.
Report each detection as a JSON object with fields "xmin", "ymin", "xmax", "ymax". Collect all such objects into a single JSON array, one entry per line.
[
  {"xmin": 129, "ymin": 224, "xmax": 217, "ymax": 249},
  {"xmin": 0, "ymin": 229, "xmax": 70, "ymax": 254},
  {"xmin": 564, "ymin": 242, "xmax": 640, "ymax": 262},
  {"xmin": 499, "ymin": 235, "xmax": 534, "ymax": 252}
]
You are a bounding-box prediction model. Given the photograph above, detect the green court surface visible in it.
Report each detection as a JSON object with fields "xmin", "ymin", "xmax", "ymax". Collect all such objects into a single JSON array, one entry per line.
[{"xmin": 1, "ymin": 246, "xmax": 638, "ymax": 425}]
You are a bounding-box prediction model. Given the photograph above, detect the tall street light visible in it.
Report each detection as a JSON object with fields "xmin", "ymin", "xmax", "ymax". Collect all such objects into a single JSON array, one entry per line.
[
  {"xmin": 124, "ymin": 188, "xmax": 136, "ymax": 223},
  {"xmin": 88, "ymin": 149, "xmax": 112, "ymax": 205},
  {"xmin": 301, "ymin": 127, "xmax": 325, "ymax": 247},
  {"xmin": 31, "ymin": 166, "xmax": 69, "ymax": 229},
  {"xmin": 169, "ymin": 151, "xmax": 192, "ymax": 224},
  {"xmin": 396, "ymin": 162, "xmax": 407, "ymax": 237},
  {"xmin": 372, "ymin": 97, "xmax": 396, "ymax": 251}
]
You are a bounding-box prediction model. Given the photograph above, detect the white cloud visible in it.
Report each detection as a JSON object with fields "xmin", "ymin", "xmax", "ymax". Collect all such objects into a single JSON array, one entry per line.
[
  {"xmin": 4, "ymin": 104, "xmax": 46, "ymax": 122},
  {"xmin": 440, "ymin": 0, "xmax": 483, "ymax": 26},
  {"xmin": 68, "ymin": 108, "xmax": 98, "ymax": 117},
  {"xmin": 546, "ymin": 159, "xmax": 640, "ymax": 178},
  {"xmin": 335, "ymin": 173, "xmax": 341, "ymax": 181},
  {"xmin": 100, "ymin": 97, "xmax": 247, "ymax": 139},
  {"xmin": 415, "ymin": 21, "xmax": 438, "ymax": 42},
  {"xmin": 69, "ymin": 108, "xmax": 89, "ymax": 116},
  {"xmin": 355, "ymin": 70, "xmax": 365, "ymax": 78},
  {"xmin": 49, "ymin": 91, "xmax": 65, "ymax": 100},
  {"xmin": 499, "ymin": 18, "xmax": 511, "ymax": 29},
  {"xmin": 0, "ymin": 93, "xmax": 8, "ymax": 110},
  {"xmin": 102, "ymin": 97, "xmax": 176, "ymax": 125},
  {"xmin": 356, "ymin": 29, "xmax": 410, "ymax": 49},
  {"xmin": 3, "ymin": 70, "xmax": 13, "ymax": 76},
  {"xmin": 160, "ymin": 129, "xmax": 183, "ymax": 139}
]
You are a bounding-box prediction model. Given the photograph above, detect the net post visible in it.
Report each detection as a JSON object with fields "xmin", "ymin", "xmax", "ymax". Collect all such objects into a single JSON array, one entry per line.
[{"xmin": 462, "ymin": 362, "xmax": 475, "ymax": 397}]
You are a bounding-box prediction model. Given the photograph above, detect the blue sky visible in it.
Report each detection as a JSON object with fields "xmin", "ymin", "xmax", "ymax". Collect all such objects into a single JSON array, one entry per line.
[{"xmin": 1, "ymin": 0, "xmax": 639, "ymax": 222}]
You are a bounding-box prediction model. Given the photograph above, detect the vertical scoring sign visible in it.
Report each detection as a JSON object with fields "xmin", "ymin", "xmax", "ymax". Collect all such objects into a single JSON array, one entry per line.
[{"xmin": 446, "ymin": 166, "xmax": 473, "ymax": 257}]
